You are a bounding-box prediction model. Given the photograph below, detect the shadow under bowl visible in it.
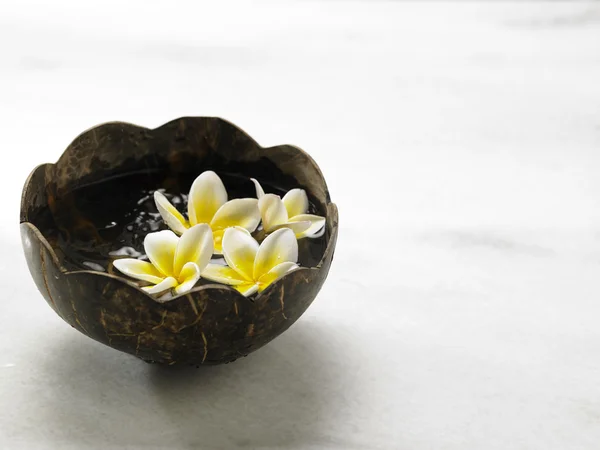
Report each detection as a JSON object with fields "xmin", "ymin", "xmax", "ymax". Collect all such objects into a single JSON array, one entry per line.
[{"xmin": 20, "ymin": 117, "xmax": 338, "ymax": 365}]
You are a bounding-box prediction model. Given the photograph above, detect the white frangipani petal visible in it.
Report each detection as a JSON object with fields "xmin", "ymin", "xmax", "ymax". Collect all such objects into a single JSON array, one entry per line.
[
  {"xmin": 288, "ymin": 214, "xmax": 326, "ymax": 238},
  {"xmin": 282, "ymin": 188, "xmax": 309, "ymax": 218},
  {"xmin": 222, "ymin": 227, "xmax": 258, "ymax": 281},
  {"xmin": 174, "ymin": 262, "xmax": 201, "ymax": 294},
  {"xmin": 270, "ymin": 221, "xmax": 312, "ymax": 236},
  {"xmin": 258, "ymin": 194, "xmax": 288, "ymax": 232},
  {"xmin": 142, "ymin": 276, "xmax": 178, "ymax": 294},
  {"xmin": 153, "ymin": 191, "xmax": 188, "ymax": 235},
  {"xmin": 258, "ymin": 261, "xmax": 299, "ymax": 292},
  {"xmin": 310, "ymin": 224, "xmax": 326, "ymax": 238},
  {"xmin": 235, "ymin": 283, "xmax": 260, "ymax": 297},
  {"xmin": 210, "ymin": 198, "xmax": 260, "ymax": 232},
  {"xmin": 251, "ymin": 178, "xmax": 265, "ymax": 199},
  {"xmin": 112, "ymin": 259, "xmax": 165, "ymax": 284},
  {"xmin": 202, "ymin": 264, "xmax": 246, "ymax": 285},
  {"xmin": 173, "ymin": 224, "xmax": 213, "ymax": 275},
  {"xmin": 187, "ymin": 171, "xmax": 228, "ymax": 225},
  {"xmin": 144, "ymin": 230, "xmax": 179, "ymax": 277},
  {"xmin": 253, "ymin": 228, "xmax": 298, "ymax": 279},
  {"xmin": 156, "ymin": 291, "xmax": 174, "ymax": 302}
]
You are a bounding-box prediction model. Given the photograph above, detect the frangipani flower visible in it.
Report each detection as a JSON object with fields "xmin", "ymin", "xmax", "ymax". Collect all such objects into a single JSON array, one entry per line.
[
  {"xmin": 154, "ymin": 171, "xmax": 260, "ymax": 253},
  {"xmin": 113, "ymin": 224, "xmax": 213, "ymax": 296},
  {"xmin": 202, "ymin": 227, "xmax": 299, "ymax": 297},
  {"xmin": 251, "ymin": 179, "xmax": 325, "ymax": 238}
]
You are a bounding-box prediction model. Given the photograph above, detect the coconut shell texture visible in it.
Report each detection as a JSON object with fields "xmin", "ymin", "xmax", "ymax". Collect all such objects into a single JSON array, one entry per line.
[{"xmin": 20, "ymin": 117, "xmax": 338, "ymax": 365}]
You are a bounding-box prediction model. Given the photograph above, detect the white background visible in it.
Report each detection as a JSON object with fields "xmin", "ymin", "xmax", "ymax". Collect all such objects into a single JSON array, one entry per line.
[{"xmin": 2, "ymin": 1, "xmax": 600, "ymax": 449}]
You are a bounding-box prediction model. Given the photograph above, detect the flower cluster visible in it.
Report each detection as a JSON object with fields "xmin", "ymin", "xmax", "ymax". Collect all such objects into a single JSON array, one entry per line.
[{"xmin": 112, "ymin": 171, "xmax": 325, "ymax": 298}]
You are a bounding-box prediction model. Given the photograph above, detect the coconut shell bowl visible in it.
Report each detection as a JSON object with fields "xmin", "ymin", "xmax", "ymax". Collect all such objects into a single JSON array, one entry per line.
[{"xmin": 20, "ymin": 117, "xmax": 338, "ymax": 365}]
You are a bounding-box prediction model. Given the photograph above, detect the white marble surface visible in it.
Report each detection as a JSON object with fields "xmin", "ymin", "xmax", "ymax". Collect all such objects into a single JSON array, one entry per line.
[{"xmin": 2, "ymin": 1, "xmax": 600, "ymax": 448}]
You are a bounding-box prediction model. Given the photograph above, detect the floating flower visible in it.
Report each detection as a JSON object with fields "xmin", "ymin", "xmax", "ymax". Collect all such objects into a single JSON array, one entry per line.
[
  {"xmin": 113, "ymin": 224, "xmax": 213, "ymax": 296},
  {"xmin": 154, "ymin": 171, "xmax": 260, "ymax": 253},
  {"xmin": 202, "ymin": 227, "xmax": 299, "ymax": 297},
  {"xmin": 251, "ymin": 179, "xmax": 325, "ymax": 238}
]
